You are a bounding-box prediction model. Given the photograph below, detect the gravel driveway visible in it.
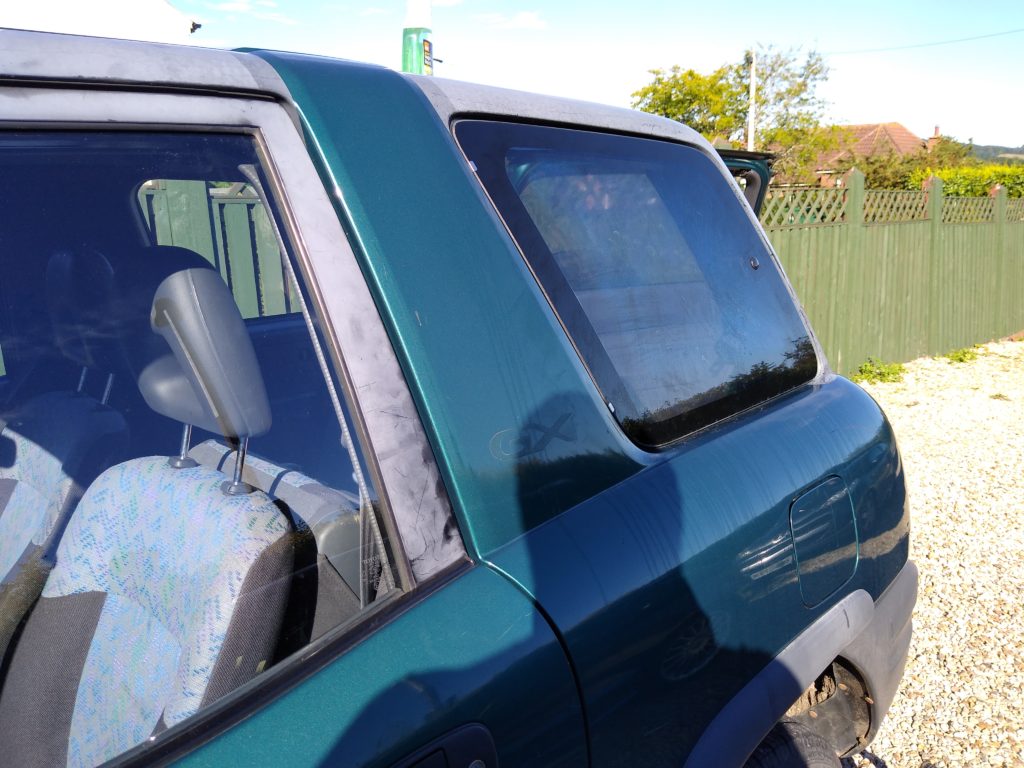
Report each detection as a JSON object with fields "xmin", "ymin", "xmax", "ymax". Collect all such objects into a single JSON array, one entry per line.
[{"xmin": 843, "ymin": 339, "xmax": 1024, "ymax": 768}]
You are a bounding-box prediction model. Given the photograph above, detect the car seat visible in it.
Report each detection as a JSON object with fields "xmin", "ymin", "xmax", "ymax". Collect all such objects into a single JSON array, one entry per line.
[
  {"xmin": 0, "ymin": 247, "xmax": 129, "ymax": 666},
  {"xmin": 0, "ymin": 268, "xmax": 298, "ymax": 768}
]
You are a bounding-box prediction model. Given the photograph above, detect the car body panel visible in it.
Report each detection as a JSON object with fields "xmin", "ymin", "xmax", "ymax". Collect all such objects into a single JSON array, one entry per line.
[
  {"xmin": 252, "ymin": 49, "xmax": 909, "ymax": 765},
  {"xmin": 253, "ymin": 51, "xmax": 643, "ymax": 558},
  {"xmin": 489, "ymin": 377, "xmax": 908, "ymax": 765},
  {"xmin": 0, "ymin": 31, "xmax": 914, "ymax": 767},
  {"xmin": 716, "ymin": 149, "xmax": 776, "ymax": 215},
  {"xmin": 172, "ymin": 565, "xmax": 588, "ymax": 767}
]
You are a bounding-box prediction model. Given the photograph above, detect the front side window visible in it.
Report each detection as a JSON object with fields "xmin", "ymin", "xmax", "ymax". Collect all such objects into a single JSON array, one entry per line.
[
  {"xmin": 138, "ymin": 179, "xmax": 299, "ymax": 319},
  {"xmin": 0, "ymin": 131, "xmax": 398, "ymax": 766},
  {"xmin": 456, "ymin": 121, "xmax": 818, "ymax": 447}
]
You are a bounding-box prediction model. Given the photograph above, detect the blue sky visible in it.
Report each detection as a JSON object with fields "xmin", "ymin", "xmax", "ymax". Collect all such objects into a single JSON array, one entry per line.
[{"xmin": 5, "ymin": 0, "xmax": 1022, "ymax": 146}]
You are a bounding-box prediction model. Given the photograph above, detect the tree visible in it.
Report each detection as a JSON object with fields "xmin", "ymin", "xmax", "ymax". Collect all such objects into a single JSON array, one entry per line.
[
  {"xmin": 630, "ymin": 65, "xmax": 746, "ymax": 139},
  {"xmin": 834, "ymin": 136, "xmax": 977, "ymax": 189},
  {"xmin": 631, "ymin": 46, "xmax": 840, "ymax": 182}
]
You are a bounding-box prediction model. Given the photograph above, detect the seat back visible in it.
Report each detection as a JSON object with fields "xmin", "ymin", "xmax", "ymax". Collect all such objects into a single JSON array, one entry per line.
[
  {"xmin": 0, "ymin": 248, "xmax": 130, "ymax": 667},
  {"xmin": 0, "ymin": 268, "xmax": 295, "ymax": 768},
  {"xmin": 190, "ymin": 439, "xmax": 372, "ymax": 643}
]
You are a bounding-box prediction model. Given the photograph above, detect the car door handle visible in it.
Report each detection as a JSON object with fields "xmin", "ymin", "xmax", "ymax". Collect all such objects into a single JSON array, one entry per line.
[{"xmin": 393, "ymin": 723, "xmax": 498, "ymax": 768}]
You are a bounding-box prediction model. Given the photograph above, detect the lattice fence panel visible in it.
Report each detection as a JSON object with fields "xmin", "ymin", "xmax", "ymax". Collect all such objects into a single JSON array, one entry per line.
[
  {"xmin": 761, "ymin": 187, "xmax": 846, "ymax": 229},
  {"xmin": 1007, "ymin": 199, "xmax": 1024, "ymax": 222},
  {"xmin": 863, "ymin": 190, "xmax": 928, "ymax": 223},
  {"xmin": 943, "ymin": 196, "xmax": 995, "ymax": 224}
]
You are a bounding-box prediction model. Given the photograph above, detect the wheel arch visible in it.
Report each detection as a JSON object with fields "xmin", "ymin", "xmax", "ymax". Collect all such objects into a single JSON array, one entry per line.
[{"xmin": 682, "ymin": 589, "xmax": 874, "ymax": 768}]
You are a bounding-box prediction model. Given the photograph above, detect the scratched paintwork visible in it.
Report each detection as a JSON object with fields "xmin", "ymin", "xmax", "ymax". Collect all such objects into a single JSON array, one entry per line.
[
  {"xmin": 237, "ymin": 50, "xmax": 909, "ymax": 766},
  {"xmin": 0, "ymin": 32, "xmax": 910, "ymax": 767}
]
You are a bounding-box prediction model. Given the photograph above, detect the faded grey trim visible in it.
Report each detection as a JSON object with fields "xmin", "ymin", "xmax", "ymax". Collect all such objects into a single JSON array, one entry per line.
[
  {"xmin": 683, "ymin": 589, "xmax": 875, "ymax": 768},
  {"xmin": 407, "ymin": 74, "xmax": 830, "ymax": 383},
  {"xmin": 409, "ymin": 75, "xmax": 706, "ymax": 147},
  {"xmin": 0, "ymin": 29, "xmax": 289, "ymax": 100},
  {"xmin": 279, "ymin": 107, "xmax": 467, "ymax": 581},
  {"xmin": 685, "ymin": 559, "xmax": 917, "ymax": 766},
  {"xmin": 838, "ymin": 559, "xmax": 918, "ymax": 747},
  {"xmin": 0, "ymin": 85, "xmax": 465, "ymax": 583}
]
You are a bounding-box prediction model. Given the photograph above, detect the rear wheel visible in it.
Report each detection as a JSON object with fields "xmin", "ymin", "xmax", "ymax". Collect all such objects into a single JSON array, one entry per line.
[{"xmin": 744, "ymin": 721, "xmax": 840, "ymax": 768}]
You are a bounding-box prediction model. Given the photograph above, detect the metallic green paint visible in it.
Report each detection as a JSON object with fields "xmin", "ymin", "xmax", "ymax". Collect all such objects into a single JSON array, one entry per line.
[
  {"xmin": 488, "ymin": 377, "xmax": 908, "ymax": 765},
  {"xmin": 184, "ymin": 52, "xmax": 908, "ymax": 766},
  {"xmin": 174, "ymin": 566, "xmax": 587, "ymax": 767},
  {"xmin": 252, "ymin": 51, "xmax": 640, "ymax": 559}
]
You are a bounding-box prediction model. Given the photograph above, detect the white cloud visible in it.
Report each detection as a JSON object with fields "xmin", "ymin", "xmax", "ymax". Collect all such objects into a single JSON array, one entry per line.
[
  {"xmin": 432, "ymin": 0, "xmax": 463, "ymax": 7},
  {"xmin": 473, "ymin": 11, "xmax": 546, "ymax": 30},
  {"xmin": 359, "ymin": 7, "xmax": 389, "ymax": 17},
  {"xmin": 1, "ymin": 0, "xmax": 197, "ymax": 44},
  {"xmin": 206, "ymin": 0, "xmax": 297, "ymax": 25}
]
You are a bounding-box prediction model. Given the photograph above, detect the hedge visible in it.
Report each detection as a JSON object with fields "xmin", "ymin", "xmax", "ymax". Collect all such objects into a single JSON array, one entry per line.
[{"xmin": 907, "ymin": 165, "xmax": 1024, "ymax": 198}]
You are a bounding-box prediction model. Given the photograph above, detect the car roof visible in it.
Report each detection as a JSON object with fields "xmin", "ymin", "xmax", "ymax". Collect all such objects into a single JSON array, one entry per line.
[
  {"xmin": 0, "ymin": 27, "xmax": 291, "ymax": 98},
  {"xmin": 405, "ymin": 74, "xmax": 707, "ymax": 150},
  {"xmin": 0, "ymin": 28, "xmax": 712, "ymax": 157}
]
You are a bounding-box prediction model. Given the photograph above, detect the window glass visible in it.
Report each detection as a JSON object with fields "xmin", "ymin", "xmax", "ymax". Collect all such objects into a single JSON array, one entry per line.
[
  {"xmin": 0, "ymin": 131, "xmax": 398, "ymax": 766},
  {"xmin": 138, "ymin": 179, "xmax": 300, "ymax": 319},
  {"xmin": 456, "ymin": 120, "xmax": 818, "ymax": 447}
]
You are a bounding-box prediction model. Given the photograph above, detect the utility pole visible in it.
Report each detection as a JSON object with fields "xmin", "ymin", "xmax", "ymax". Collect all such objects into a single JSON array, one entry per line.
[{"xmin": 746, "ymin": 49, "xmax": 757, "ymax": 151}]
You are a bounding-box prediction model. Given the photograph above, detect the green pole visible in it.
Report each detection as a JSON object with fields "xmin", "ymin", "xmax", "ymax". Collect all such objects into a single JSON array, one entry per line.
[{"xmin": 402, "ymin": 0, "xmax": 433, "ymax": 75}]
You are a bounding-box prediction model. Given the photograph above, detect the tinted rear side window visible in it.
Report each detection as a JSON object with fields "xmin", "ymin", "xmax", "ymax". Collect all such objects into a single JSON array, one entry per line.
[{"xmin": 456, "ymin": 120, "xmax": 817, "ymax": 447}]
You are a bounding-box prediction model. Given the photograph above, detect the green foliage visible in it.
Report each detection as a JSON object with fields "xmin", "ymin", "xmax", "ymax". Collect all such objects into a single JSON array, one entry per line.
[
  {"xmin": 836, "ymin": 137, "xmax": 974, "ymax": 190},
  {"xmin": 906, "ymin": 164, "xmax": 1024, "ymax": 198},
  {"xmin": 746, "ymin": 48, "xmax": 837, "ymax": 184},
  {"xmin": 850, "ymin": 358, "xmax": 906, "ymax": 384},
  {"xmin": 631, "ymin": 46, "xmax": 836, "ymax": 182},
  {"xmin": 630, "ymin": 65, "xmax": 745, "ymax": 139},
  {"xmin": 944, "ymin": 346, "xmax": 980, "ymax": 363}
]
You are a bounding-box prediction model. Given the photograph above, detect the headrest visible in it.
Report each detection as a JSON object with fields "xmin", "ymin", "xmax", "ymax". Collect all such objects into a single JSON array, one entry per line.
[
  {"xmin": 111, "ymin": 245, "xmax": 217, "ymax": 378},
  {"xmin": 46, "ymin": 247, "xmax": 119, "ymax": 371},
  {"xmin": 138, "ymin": 268, "xmax": 271, "ymax": 440}
]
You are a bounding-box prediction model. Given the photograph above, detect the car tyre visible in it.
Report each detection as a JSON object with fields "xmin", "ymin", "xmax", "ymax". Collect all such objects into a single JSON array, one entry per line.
[{"xmin": 744, "ymin": 721, "xmax": 840, "ymax": 768}]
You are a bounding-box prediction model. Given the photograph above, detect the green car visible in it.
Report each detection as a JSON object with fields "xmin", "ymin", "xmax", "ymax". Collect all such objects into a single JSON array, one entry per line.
[{"xmin": 0, "ymin": 29, "xmax": 915, "ymax": 768}]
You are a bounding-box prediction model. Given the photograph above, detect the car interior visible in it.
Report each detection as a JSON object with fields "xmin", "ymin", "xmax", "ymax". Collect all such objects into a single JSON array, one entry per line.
[{"xmin": 0, "ymin": 130, "xmax": 397, "ymax": 767}]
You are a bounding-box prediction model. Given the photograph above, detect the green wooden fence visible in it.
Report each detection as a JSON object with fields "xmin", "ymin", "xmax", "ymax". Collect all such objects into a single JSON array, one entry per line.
[
  {"xmin": 763, "ymin": 170, "xmax": 1024, "ymax": 375},
  {"xmin": 0, "ymin": 181, "xmax": 291, "ymax": 378},
  {"xmin": 139, "ymin": 180, "xmax": 298, "ymax": 321},
  {"xmin": 5, "ymin": 175, "xmax": 1016, "ymax": 383}
]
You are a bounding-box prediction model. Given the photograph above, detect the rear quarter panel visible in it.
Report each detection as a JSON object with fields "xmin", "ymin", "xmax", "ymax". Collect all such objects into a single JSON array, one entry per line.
[{"xmin": 489, "ymin": 377, "xmax": 909, "ymax": 766}]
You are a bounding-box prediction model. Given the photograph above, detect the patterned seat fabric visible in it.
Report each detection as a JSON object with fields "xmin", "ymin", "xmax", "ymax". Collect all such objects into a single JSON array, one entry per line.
[
  {"xmin": 188, "ymin": 439, "xmax": 396, "ymax": 642},
  {"xmin": 0, "ymin": 266, "xmax": 296, "ymax": 767},
  {"xmin": 0, "ymin": 393, "xmax": 127, "ymax": 581},
  {"xmin": 0, "ymin": 459, "xmax": 294, "ymax": 767}
]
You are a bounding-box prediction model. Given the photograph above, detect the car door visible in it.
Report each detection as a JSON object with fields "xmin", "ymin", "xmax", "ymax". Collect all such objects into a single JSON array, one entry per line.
[
  {"xmin": 716, "ymin": 148, "xmax": 775, "ymax": 215},
  {"xmin": 0, "ymin": 41, "xmax": 586, "ymax": 768}
]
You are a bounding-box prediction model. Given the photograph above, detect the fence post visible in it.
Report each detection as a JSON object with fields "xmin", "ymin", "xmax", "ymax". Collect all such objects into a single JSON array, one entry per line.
[
  {"xmin": 992, "ymin": 184, "xmax": 1008, "ymax": 224},
  {"xmin": 992, "ymin": 185, "xmax": 1008, "ymax": 339},
  {"xmin": 840, "ymin": 169, "xmax": 866, "ymax": 371},
  {"xmin": 927, "ymin": 176, "xmax": 945, "ymax": 351},
  {"xmin": 846, "ymin": 168, "xmax": 865, "ymax": 226},
  {"xmin": 927, "ymin": 175, "xmax": 944, "ymax": 232}
]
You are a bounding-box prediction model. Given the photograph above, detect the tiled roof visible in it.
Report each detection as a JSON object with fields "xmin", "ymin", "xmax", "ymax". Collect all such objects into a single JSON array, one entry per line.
[{"xmin": 819, "ymin": 123, "xmax": 926, "ymax": 169}]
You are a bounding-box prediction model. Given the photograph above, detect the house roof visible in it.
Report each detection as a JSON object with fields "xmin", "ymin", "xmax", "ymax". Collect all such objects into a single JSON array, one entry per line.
[{"xmin": 819, "ymin": 122, "xmax": 926, "ymax": 170}]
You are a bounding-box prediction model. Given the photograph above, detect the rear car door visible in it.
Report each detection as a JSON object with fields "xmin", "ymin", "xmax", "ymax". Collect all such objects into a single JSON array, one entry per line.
[{"xmin": 0, "ymin": 34, "xmax": 585, "ymax": 768}]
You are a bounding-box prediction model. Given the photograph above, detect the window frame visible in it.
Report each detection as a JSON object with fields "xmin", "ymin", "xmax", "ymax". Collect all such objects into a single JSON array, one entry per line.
[
  {"xmin": 0, "ymin": 84, "xmax": 467, "ymax": 766},
  {"xmin": 453, "ymin": 118, "xmax": 824, "ymax": 449}
]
